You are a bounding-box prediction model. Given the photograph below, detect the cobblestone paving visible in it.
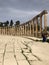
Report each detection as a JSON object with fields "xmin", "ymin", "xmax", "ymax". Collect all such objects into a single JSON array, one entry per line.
[{"xmin": 0, "ymin": 35, "xmax": 49, "ymax": 65}]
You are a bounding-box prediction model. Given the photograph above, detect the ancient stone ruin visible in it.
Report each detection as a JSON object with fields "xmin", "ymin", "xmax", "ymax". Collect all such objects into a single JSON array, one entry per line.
[{"xmin": 0, "ymin": 10, "xmax": 48, "ymax": 37}]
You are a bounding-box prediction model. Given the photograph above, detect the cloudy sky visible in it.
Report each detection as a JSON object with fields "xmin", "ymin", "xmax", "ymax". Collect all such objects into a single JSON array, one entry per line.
[{"xmin": 0, "ymin": 0, "xmax": 49, "ymax": 26}]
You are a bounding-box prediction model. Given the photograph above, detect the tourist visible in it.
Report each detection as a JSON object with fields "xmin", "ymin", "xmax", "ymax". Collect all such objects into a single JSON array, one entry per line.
[{"xmin": 42, "ymin": 33, "xmax": 46, "ymax": 42}]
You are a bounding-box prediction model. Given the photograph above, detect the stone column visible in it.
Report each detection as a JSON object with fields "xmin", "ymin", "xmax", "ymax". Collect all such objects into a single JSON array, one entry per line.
[
  {"xmin": 26, "ymin": 24, "xmax": 28, "ymax": 35},
  {"xmin": 7, "ymin": 27, "xmax": 8, "ymax": 35},
  {"xmin": 19, "ymin": 26, "xmax": 20, "ymax": 35},
  {"xmin": 0, "ymin": 27, "xmax": 2, "ymax": 33},
  {"xmin": 18, "ymin": 26, "xmax": 20, "ymax": 36},
  {"xmin": 18, "ymin": 27, "xmax": 19, "ymax": 36},
  {"xmin": 40, "ymin": 16, "xmax": 42, "ymax": 35},
  {"xmin": 1, "ymin": 27, "xmax": 2, "ymax": 34},
  {"xmin": 23, "ymin": 25, "xmax": 25, "ymax": 35},
  {"xmin": 32, "ymin": 20, "xmax": 34, "ymax": 36},
  {"xmin": 19, "ymin": 26, "xmax": 21, "ymax": 36},
  {"xmin": 21, "ymin": 26, "xmax": 22, "ymax": 36},
  {"xmin": 6, "ymin": 27, "xmax": 7, "ymax": 35},
  {"xmin": 5, "ymin": 27, "xmax": 6, "ymax": 35},
  {"xmin": 36, "ymin": 17, "xmax": 38, "ymax": 37},
  {"xmin": 21, "ymin": 26, "xmax": 22, "ymax": 35},
  {"xmin": 18, "ymin": 27, "xmax": 19, "ymax": 35},
  {"xmin": 20, "ymin": 26, "xmax": 22, "ymax": 36},
  {"xmin": 29, "ymin": 22, "xmax": 31, "ymax": 36},
  {"xmin": 27, "ymin": 24, "xmax": 29, "ymax": 36},
  {"xmin": 22, "ymin": 26, "xmax": 23, "ymax": 35},
  {"xmin": 44, "ymin": 14, "xmax": 47, "ymax": 32},
  {"xmin": 22, "ymin": 26, "xmax": 24, "ymax": 35},
  {"xmin": 17, "ymin": 27, "xmax": 19, "ymax": 35},
  {"xmin": 25, "ymin": 24, "xmax": 26, "ymax": 35},
  {"xmin": 16, "ymin": 27, "xmax": 17, "ymax": 35},
  {"xmin": 17, "ymin": 28, "xmax": 18, "ymax": 35},
  {"xmin": 17, "ymin": 27, "xmax": 18, "ymax": 35}
]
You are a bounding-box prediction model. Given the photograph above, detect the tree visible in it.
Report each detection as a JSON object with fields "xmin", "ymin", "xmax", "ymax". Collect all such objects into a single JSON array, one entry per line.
[
  {"xmin": 4, "ymin": 21, "xmax": 9, "ymax": 27},
  {"xmin": 6, "ymin": 20, "xmax": 9, "ymax": 26},
  {"xmin": 0, "ymin": 22, "xmax": 3, "ymax": 27},
  {"xmin": 15, "ymin": 20, "xmax": 20, "ymax": 27},
  {"xmin": 15, "ymin": 20, "xmax": 20, "ymax": 34},
  {"xmin": 10, "ymin": 20, "xmax": 13, "ymax": 27}
]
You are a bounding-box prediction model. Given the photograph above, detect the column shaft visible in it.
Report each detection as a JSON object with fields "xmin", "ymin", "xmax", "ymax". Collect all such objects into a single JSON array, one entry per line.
[
  {"xmin": 29, "ymin": 22, "xmax": 31, "ymax": 36},
  {"xmin": 36, "ymin": 18, "xmax": 38, "ymax": 37},
  {"xmin": 40, "ymin": 16, "xmax": 42, "ymax": 37},
  {"xmin": 32, "ymin": 20, "xmax": 34, "ymax": 36},
  {"xmin": 44, "ymin": 14, "xmax": 47, "ymax": 32},
  {"xmin": 25, "ymin": 25, "xmax": 26, "ymax": 35},
  {"xmin": 23, "ymin": 26, "xmax": 24, "ymax": 35}
]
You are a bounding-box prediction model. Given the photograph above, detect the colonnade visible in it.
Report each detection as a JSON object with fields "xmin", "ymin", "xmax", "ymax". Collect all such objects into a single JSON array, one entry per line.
[
  {"xmin": 0, "ymin": 27, "xmax": 15, "ymax": 35},
  {"xmin": 0, "ymin": 10, "xmax": 48, "ymax": 37},
  {"xmin": 16, "ymin": 10, "xmax": 48, "ymax": 37}
]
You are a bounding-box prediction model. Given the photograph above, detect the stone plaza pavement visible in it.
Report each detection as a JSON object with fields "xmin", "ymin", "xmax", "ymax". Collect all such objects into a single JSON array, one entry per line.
[{"xmin": 0, "ymin": 35, "xmax": 49, "ymax": 65}]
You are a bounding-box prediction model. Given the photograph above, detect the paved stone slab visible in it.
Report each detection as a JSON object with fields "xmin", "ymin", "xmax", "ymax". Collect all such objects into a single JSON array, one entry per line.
[
  {"xmin": 0, "ymin": 53, "xmax": 3, "ymax": 63},
  {"xmin": 23, "ymin": 53, "xmax": 37, "ymax": 61},
  {"xmin": 6, "ymin": 47, "xmax": 13, "ymax": 53},
  {"xmin": 6, "ymin": 44, "xmax": 13, "ymax": 53},
  {"xmin": 18, "ymin": 60, "xmax": 30, "ymax": 65},
  {"xmin": 15, "ymin": 52, "xmax": 26, "ymax": 60},
  {"xmin": 0, "ymin": 35, "xmax": 49, "ymax": 65},
  {"xmin": 29, "ymin": 60, "xmax": 49, "ymax": 65},
  {"xmin": 4, "ymin": 53, "xmax": 17, "ymax": 65},
  {"xmin": 0, "ymin": 49, "xmax": 4, "ymax": 53},
  {"xmin": 15, "ymin": 49, "xmax": 22, "ymax": 53},
  {"xmin": 18, "ymin": 41, "xmax": 27, "ymax": 49},
  {"xmin": 0, "ymin": 63, "xmax": 2, "ymax": 65},
  {"xmin": 22, "ymin": 48, "xmax": 30, "ymax": 53}
]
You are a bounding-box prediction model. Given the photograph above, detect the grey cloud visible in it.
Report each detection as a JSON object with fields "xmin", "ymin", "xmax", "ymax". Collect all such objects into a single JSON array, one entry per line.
[
  {"xmin": 0, "ymin": 7, "xmax": 39, "ymax": 22},
  {"xmin": 0, "ymin": 0, "xmax": 49, "ymax": 11},
  {"xmin": 0, "ymin": 0, "xmax": 49, "ymax": 25}
]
